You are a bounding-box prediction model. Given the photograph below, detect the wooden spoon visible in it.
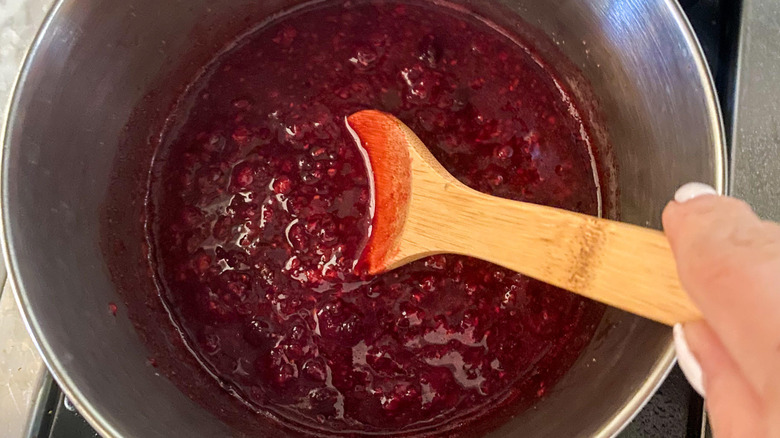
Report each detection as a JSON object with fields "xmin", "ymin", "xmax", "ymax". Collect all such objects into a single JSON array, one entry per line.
[{"xmin": 347, "ymin": 110, "xmax": 701, "ymax": 326}]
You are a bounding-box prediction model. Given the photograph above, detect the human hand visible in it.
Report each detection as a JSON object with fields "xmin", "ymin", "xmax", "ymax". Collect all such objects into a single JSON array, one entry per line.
[{"xmin": 663, "ymin": 182, "xmax": 780, "ymax": 438}]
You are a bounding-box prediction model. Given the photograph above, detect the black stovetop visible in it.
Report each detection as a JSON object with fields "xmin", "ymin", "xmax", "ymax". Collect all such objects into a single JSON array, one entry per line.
[{"xmin": 30, "ymin": 1, "xmax": 739, "ymax": 436}]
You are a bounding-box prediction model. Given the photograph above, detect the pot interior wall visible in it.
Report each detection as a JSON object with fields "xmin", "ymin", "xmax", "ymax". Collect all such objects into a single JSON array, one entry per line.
[{"xmin": 3, "ymin": 0, "xmax": 723, "ymax": 437}]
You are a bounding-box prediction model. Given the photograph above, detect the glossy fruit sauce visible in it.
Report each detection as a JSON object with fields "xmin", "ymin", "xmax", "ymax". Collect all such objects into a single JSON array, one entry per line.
[{"xmin": 149, "ymin": 1, "xmax": 607, "ymax": 435}]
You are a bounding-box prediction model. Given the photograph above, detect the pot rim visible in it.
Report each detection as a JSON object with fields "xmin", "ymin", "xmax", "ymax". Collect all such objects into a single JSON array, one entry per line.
[{"xmin": 1, "ymin": 0, "xmax": 727, "ymax": 437}]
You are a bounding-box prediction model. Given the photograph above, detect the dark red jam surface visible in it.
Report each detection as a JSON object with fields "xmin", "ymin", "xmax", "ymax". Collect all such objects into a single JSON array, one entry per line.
[{"xmin": 150, "ymin": 1, "xmax": 606, "ymax": 434}]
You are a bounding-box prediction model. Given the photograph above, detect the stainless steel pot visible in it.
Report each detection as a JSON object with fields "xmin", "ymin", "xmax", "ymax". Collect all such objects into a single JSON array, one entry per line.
[{"xmin": 2, "ymin": 0, "xmax": 725, "ymax": 436}]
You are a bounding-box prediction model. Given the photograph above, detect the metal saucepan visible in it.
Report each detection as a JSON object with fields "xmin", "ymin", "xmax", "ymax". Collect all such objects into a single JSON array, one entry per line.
[{"xmin": 2, "ymin": 0, "xmax": 724, "ymax": 436}]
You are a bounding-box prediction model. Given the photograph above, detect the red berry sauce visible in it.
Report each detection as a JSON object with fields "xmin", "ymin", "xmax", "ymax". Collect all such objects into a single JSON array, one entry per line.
[{"xmin": 149, "ymin": 1, "xmax": 608, "ymax": 434}]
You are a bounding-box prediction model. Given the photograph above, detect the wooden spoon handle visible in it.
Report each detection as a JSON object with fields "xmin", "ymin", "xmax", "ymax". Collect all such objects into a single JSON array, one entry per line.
[{"xmin": 411, "ymin": 183, "xmax": 701, "ymax": 325}]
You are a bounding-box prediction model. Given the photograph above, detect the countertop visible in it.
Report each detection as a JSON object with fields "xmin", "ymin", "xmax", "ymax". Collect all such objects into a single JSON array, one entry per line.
[{"xmin": 0, "ymin": 0, "xmax": 53, "ymax": 436}]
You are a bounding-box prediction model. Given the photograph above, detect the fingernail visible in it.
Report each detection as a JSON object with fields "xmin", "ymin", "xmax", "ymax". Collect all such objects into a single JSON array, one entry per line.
[
  {"xmin": 674, "ymin": 182, "xmax": 717, "ymax": 203},
  {"xmin": 674, "ymin": 323, "xmax": 706, "ymax": 397}
]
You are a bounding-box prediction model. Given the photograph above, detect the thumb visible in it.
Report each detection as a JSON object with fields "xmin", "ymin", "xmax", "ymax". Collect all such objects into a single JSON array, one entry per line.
[{"xmin": 663, "ymin": 184, "xmax": 780, "ymax": 407}]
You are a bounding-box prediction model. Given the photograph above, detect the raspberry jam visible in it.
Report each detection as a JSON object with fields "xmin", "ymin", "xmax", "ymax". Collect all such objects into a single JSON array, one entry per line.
[{"xmin": 149, "ymin": 1, "xmax": 608, "ymax": 434}]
